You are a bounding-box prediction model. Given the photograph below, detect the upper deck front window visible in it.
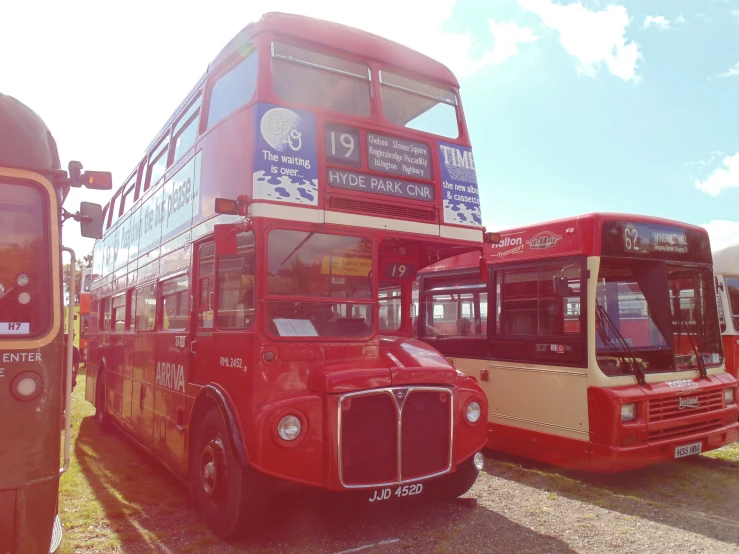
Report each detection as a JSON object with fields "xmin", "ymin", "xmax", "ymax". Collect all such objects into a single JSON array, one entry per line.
[
  {"xmin": 266, "ymin": 229, "xmax": 374, "ymax": 338},
  {"xmin": 0, "ymin": 181, "xmax": 51, "ymax": 338},
  {"xmin": 272, "ymin": 42, "xmax": 371, "ymax": 117},
  {"xmin": 380, "ymin": 71, "xmax": 459, "ymax": 139}
]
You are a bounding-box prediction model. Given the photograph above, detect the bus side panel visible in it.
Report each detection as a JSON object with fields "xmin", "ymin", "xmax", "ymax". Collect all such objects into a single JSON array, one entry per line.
[
  {"xmin": 131, "ymin": 333, "xmax": 156, "ymax": 444},
  {"xmin": 723, "ymin": 335, "xmax": 738, "ymax": 379},
  {"xmin": 451, "ymin": 357, "xmax": 590, "ymax": 444},
  {"xmin": 488, "ymin": 422, "xmax": 591, "ymax": 470}
]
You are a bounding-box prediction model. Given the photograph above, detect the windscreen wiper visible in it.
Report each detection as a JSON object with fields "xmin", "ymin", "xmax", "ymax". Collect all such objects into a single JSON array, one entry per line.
[
  {"xmin": 675, "ymin": 312, "xmax": 708, "ymax": 379},
  {"xmin": 596, "ymin": 302, "xmax": 647, "ymax": 386},
  {"xmin": 280, "ymin": 231, "xmax": 315, "ymax": 266}
]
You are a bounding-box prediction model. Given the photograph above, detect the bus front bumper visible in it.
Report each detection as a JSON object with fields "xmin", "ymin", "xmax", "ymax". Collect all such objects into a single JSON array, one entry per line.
[{"xmin": 590, "ymin": 421, "xmax": 739, "ymax": 473}]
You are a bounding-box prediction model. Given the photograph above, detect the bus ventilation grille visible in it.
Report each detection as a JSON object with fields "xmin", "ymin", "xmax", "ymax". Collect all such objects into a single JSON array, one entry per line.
[
  {"xmin": 340, "ymin": 392, "xmax": 398, "ymax": 486},
  {"xmin": 329, "ymin": 197, "xmax": 437, "ymax": 222},
  {"xmin": 648, "ymin": 419, "xmax": 723, "ymax": 441},
  {"xmin": 401, "ymin": 390, "xmax": 452, "ymax": 480},
  {"xmin": 648, "ymin": 389, "xmax": 724, "ymax": 422},
  {"xmin": 339, "ymin": 388, "xmax": 452, "ymax": 487}
]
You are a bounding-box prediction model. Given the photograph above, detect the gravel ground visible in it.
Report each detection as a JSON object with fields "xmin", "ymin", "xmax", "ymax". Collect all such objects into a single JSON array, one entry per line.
[{"xmin": 65, "ymin": 440, "xmax": 739, "ymax": 553}]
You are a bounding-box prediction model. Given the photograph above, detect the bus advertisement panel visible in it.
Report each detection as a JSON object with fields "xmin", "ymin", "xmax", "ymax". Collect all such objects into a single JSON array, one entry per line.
[
  {"xmin": 0, "ymin": 93, "xmax": 110, "ymax": 553},
  {"xmin": 714, "ymin": 245, "xmax": 739, "ymax": 379},
  {"xmin": 417, "ymin": 213, "xmax": 739, "ymax": 473},
  {"xmin": 85, "ymin": 13, "xmax": 487, "ymax": 539}
]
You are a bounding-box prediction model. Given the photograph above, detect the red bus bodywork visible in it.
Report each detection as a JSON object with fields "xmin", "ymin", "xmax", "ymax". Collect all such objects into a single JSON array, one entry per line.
[
  {"xmin": 714, "ymin": 245, "xmax": 739, "ymax": 379},
  {"xmin": 78, "ymin": 268, "xmax": 92, "ymax": 358},
  {"xmin": 85, "ymin": 13, "xmax": 487, "ymax": 538},
  {"xmin": 418, "ymin": 213, "xmax": 739, "ymax": 473}
]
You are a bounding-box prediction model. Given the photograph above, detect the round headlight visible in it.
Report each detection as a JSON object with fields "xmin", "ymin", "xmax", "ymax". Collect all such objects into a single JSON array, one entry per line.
[
  {"xmin": 18, "ymin": 292, "xmax": 30, "ymax": 305},
  {"xmin": 277, "ymin": 415, "xmax": 302, "ymax": 441},
  {"xmin": 466, "ymin": 401, "xmax": 482, "ymax": 423},
  {"xmin": 16, "ymin": 273, "xmax": 29, "ymax": 287}
]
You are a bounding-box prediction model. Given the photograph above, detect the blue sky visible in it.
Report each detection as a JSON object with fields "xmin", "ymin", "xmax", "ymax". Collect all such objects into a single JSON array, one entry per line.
[{"xmin": 2, "ymin": 0, "xmax": 738, "ymax": 254}]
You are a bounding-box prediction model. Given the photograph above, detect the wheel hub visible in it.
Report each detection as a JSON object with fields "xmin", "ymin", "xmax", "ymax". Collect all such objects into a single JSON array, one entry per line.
[{"xmin": 200, "ymin": 438, "xmax": 225, "ymax": 498}]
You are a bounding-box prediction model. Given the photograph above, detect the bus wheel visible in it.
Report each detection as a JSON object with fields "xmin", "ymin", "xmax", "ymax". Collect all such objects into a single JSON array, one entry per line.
[
  {"xmin": 427, "ymin": 457, "xmax": 480, "ymax": 501},
  {"xmin": 191, "ymin": 407, "xmax": 262, "ymax": 539},
  {"xmin": 95, "ymin": 370, "xmax": 112, "ymax": 433}
]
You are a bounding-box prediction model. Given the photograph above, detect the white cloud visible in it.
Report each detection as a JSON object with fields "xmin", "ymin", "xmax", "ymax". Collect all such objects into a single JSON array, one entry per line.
[
  {"xmin": 701, "ymin": 220, "xmax": 739, "ymax": 252},
  {"xmin": 720, "ymin": 62, "xmax": 739, "ymax": 78},
  {"xmin": 518, "ymin": 0, "xmax": 642, "ymax": 82},
  {"xmin": 676, "ymin": 14, "xmax": 687, "ymax": 24},
  {"xmin": 643, "ymin": 15, "xmax": 670, "ymax": 30},
  {"xmin": 695, "ymin": 153, "xmax": 739, "ymax": 196},
  {"xmin": 482, "ymin": 19, "xmax": 538, "ymax": 65}
]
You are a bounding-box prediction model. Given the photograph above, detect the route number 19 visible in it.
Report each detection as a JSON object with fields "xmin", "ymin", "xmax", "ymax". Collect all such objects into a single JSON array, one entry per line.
[
  {"xmin": 325, "ymin": 124, "xmax": 361, "ymax": 166},
  {"xmin": 384, "ymin": 263, "xmax": 415, "ymax": 280}
]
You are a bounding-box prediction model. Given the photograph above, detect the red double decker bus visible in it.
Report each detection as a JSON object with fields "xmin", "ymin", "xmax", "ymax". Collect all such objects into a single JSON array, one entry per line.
[
  {"xmin": 85, "ymin": 12, "xmax": 487, "ymax": 539},
  {"xmin": 714, "ymin": 245, "xmax": 739, "ymax": 379},
  {"xmin": 417, "ymin": 213, "xmax": 739, "ymax": 472},
  {"xmin": 0, "ymin": 93, "xmax": 110, "ymax": 553},
  {"xmin": 78, "ymin": 267, "xmax": 92, "ymax": 360}
]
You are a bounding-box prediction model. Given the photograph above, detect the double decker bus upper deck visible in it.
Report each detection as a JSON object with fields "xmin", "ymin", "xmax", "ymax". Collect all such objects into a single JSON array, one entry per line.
[
  {"xmin": 418, "ymin": 213, "xmax": 739, "ymax": 473},
  {"xmin": 85, "ymin": 12, "xmax": 487, "ymax": 540}
]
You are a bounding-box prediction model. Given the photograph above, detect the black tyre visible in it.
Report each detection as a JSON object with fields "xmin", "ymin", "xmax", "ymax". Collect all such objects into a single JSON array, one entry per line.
[
  {"xmin": 427, "ymin": 457, "xmax": 480, "ymax": 501},
  {"xmin": 191, "ymin": 407, "xmax": 264, "ymax": 539},
  {"xmin": 94, "ymin": 369, "xmax": 113, "ymax": 433}
]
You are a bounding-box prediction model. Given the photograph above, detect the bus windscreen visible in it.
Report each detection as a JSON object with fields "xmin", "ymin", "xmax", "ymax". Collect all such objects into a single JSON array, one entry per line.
[
  {"xmin": 0, "ymin": 181, "xmax": 50, "ymax": 337},
  {"xmin": 596, "ymin": 260, "xmax": 722, "ymax": 376},
  {"xmin": 266, "ymin": 229, "xmax": 374, "ymax": 338}
]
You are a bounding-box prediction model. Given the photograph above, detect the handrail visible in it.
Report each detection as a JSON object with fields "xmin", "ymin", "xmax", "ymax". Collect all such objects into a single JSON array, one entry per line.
[{"xmin": 60, "ymin": 247, "xmax": 75, "ymax": 475}]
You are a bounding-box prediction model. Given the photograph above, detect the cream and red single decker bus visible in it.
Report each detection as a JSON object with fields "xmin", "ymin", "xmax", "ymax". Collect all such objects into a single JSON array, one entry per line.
[
  {"xmin": 416, "ymin": 213, "xmax": 738, "ymax": 472},
  {"xmin": 714, "ymin": 244, "xmax": 739, "ymax": 379},
  {"xmin": 85, "ymin": 12, "xmax": 488, "ymax": 539}
]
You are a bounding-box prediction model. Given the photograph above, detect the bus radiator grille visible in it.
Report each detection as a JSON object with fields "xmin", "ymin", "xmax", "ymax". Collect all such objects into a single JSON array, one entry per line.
[
  {"xmin": 340, "ymin": 392, "xmax": 398, "ymax": 486},
  {"xmin": 401, "ymin": 390, "xmax": 452, "ymax": 480},
  {"xmin": 648, "ymin": 389, "xmax": 724, "ymax": 422}
]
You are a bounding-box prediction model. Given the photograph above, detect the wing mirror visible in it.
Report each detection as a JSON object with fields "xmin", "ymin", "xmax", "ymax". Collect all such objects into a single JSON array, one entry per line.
[{"xmin": 79, "ymin": 202, "xmax": 105, "ymax": 239}]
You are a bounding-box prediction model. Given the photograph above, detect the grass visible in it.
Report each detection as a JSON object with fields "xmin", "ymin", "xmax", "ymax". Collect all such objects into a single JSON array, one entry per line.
[{"xmin": 58, "ymin": 376, "xmax": 222, "ymax": 553}]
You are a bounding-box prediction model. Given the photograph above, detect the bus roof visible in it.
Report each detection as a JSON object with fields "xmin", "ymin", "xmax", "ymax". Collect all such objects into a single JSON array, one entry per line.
[
  {"xmin": 420, "ymin": 212, "xmax": 711, "ymax": 274},
  {"xmin": 144, "ymin": 12, "xmax": 460, "ymax": 170},
  {"xmin": 713, "ymin": 244, "xmax": 739, "ymax": 276},
  {"xmin": 0, "ymin": 93, "xmax": 61, "ymax": 172},
  {"xmin": 212, "ymin": 12, "xmax": 459, "ymax": 87}
]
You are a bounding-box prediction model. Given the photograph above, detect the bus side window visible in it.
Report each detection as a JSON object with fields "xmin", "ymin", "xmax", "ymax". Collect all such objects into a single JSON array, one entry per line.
[
  {"xmin": 134, "ymin": 283, "xmax": 157, "ymax": 331},
  {"xmin": 161, "ymin": 277, "xmax": 190, "ymax": 331},
  {"xmin": 172, "ymin": 95, "xmax": 202, "ymax": 163},
  {"xmin": 126, "ymin": 288, "xmax": 135, "ymax": 332},
  {"xmin": 206, "ymin": 50, "xmax": 258, "ymax": 130},
  {"xmin": 379, "ymin": 282, "xmax": 402, "ymax": 331},
  {"xmin": 198, "ymin": 243, "xmax": 215, "ymax": 329},
  {"xmin": 216, "ymin": 231, "xmax": 255, "ymax": 329},
  {"xmin": 101, "ymin": 298, "xmax": 111, "ymax": 331},
  {"xmin": 111, "ymin": 294, "xmax": 126, "ymax": 332}
]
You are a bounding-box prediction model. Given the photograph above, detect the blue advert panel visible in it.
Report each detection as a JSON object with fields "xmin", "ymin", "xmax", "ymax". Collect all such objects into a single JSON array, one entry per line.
[
  {"xmin": 253, "ymin": 103, "xmax": 318, "ymax": 206},
  {"xmin": 438, "ymin": 142, "xmax": 481, "ymax": 227}
]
